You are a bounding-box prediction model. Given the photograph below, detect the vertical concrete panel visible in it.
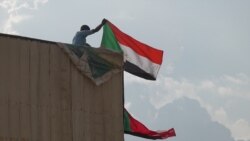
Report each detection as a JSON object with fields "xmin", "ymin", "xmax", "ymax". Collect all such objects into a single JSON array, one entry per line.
[
  {"xmin": 49, "ymin": 45, "xmax": 63, "ymax": 141},
  {"xmin": 29, "ymin": 41, "xmax": 40, "ymax": 141},
  {"xmin": 71, "ymin": 64, "xmax": 84, "ymax": 141},
  {"xmin": 0, "ymin": 37, "xmax": 10, "ymax": 141},
  {"xmin": 103, "ymin": 72, "xmax": 124, "ymax": 141},
  {"xmin": 87, "ymin": 79, "xmax": 104, "ymax": 141},
  {"xmin": 81, "ymin": 70, "xmax": 94, "ymax": 141},
  {"xmin": 19, "ymin": 39, "xmax": 32, "ymax": 141},
  {"xmin": 8, "ymin": 38, "xmax": 21, "ymax": 141},
  {"xmin": 38, "ymin": 42, "xmax": 51, "ymax": 141},
  {"xmin": 56, "ymin": 44, "xmax": 72, "ymax": 141}
]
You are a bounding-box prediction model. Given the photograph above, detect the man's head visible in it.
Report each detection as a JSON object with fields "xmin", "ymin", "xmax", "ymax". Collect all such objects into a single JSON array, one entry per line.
[{"xmin": 80, "ymin": 25, "xmax": 90, "ymax": 31}]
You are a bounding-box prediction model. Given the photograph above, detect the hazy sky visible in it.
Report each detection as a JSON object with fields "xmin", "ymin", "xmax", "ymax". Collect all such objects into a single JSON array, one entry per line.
[{"xmin": 1, "ymin": 0, "xmax": 250, "ymax": 141}]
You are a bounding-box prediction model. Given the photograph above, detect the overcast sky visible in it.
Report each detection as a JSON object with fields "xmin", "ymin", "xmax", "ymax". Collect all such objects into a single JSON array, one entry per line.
[{"xmin": 1, "ymin": 0, "xmax": 250, "ymax": 141}]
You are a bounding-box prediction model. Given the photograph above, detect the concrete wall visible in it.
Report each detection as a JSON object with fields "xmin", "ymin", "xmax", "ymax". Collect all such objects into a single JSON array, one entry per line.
[{"xmin": 0, "ymin": 34, "xmax": 124, "ymax": 141}]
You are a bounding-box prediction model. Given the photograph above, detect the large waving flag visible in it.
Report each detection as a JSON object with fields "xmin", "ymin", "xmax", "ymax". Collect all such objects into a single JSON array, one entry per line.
[
  {"xmin": 124, "ymin": 109, "xmax": 176, "ymax": 140},
  {"xmin": 101, "ymin": 20, "xmax": 163, "ymax": 80}
]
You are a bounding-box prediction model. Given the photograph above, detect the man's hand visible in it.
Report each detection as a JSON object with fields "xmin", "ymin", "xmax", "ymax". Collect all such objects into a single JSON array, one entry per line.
[
  {"xmin": 102, "ymin": 18, "xmax": 107, "ymax": 25},
  {"xmin": 93, "ymin": 19, "xmax": 108, "ymax": 33}
]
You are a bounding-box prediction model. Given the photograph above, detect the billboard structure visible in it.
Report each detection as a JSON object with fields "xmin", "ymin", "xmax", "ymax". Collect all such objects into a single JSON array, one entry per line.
[{"xmin": 0, "ymin": 33, "xmax": 124, "ymax": 141}]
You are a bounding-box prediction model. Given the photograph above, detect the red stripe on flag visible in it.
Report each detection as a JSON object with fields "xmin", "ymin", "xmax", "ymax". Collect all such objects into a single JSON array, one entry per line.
[
  {"xmin": 107, "ymin": 22, "xmax": 163, "ymax": 65},
  {"xmin": 127, "ymin": 110, "xmax": 176, "ymax": 139}
]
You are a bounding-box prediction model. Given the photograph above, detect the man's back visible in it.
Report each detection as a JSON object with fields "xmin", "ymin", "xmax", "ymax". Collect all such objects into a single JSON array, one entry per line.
[{"xmin": 72, "ymin": 30, "xmax": 94, "ymax": 46}]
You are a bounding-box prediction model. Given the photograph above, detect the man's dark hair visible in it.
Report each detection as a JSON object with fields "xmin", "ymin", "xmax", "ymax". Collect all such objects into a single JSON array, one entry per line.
[{"xmin": 80, "ymin": 25, "xmax": 90, "ymax": 31}]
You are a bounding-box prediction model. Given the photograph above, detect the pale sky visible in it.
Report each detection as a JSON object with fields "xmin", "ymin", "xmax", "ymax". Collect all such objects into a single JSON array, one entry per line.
[{"xmin": 1, "ymin": 0, "xmax": 250, "ymax": 141}]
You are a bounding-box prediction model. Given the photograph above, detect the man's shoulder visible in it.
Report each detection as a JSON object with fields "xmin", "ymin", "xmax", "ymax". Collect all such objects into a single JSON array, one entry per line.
[{"xmin": 78, "ymin": 30, "xmax": 95, "ymax": 35}]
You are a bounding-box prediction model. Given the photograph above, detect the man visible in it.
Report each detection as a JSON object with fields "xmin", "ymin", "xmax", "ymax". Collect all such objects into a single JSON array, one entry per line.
[{"xmin": 72, "ymin": 19, "xmax": 106, "ymax": 46}]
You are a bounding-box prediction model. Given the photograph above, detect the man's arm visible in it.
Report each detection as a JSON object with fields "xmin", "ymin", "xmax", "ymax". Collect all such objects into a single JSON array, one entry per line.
[{"xmin": 92, "ymin": 19, "xmax": 107, "ymax": 33}]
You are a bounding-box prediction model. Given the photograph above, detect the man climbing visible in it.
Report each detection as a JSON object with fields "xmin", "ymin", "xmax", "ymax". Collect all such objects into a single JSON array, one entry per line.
[{"xmin": 72, "ymin": 19, "xmax": 107, "ymax": 47}]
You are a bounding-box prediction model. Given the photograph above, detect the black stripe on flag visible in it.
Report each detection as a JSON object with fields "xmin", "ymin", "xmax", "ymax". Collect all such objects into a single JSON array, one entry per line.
[{"xmin": 124, "ymin": 61, "xmax": 156, "ymax": 80}]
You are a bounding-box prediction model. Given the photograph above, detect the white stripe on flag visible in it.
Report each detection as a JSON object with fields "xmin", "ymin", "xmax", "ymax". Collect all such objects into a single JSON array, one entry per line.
[{"xmin": 119, "ymin": 43, "xmax": 161, "ymax": 78}]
